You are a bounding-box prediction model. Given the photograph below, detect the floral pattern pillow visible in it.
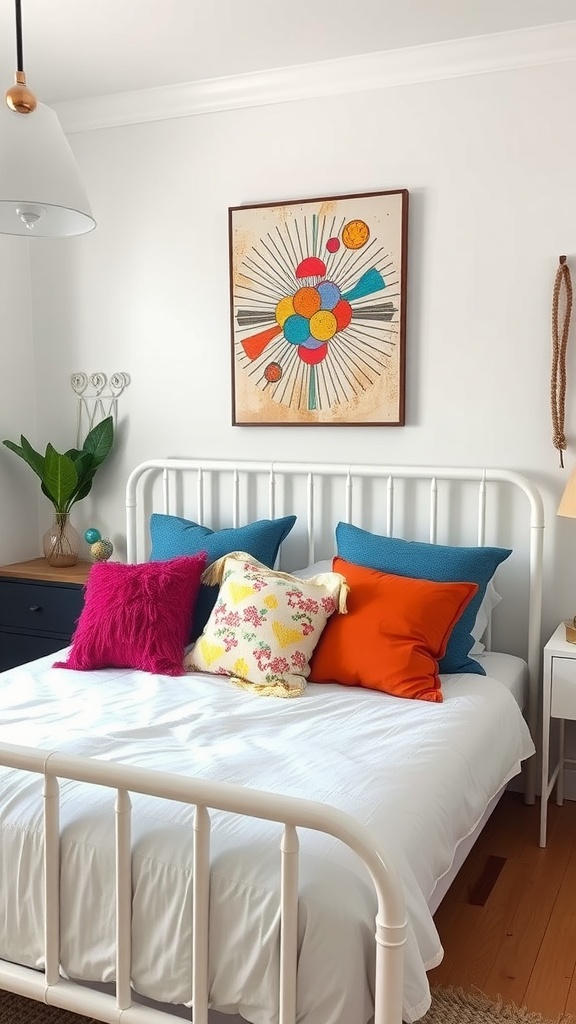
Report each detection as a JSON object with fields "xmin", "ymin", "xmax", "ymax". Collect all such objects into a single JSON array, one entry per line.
[{"xmin": 184, "ymin": 552, "xmax": 348, "ymax": 696}]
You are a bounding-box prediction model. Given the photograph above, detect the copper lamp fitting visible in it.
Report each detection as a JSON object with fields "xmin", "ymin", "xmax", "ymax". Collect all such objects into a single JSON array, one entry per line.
[{"xmin": 5, "ymin": 70, "xmax": 36, "ymax": 113}]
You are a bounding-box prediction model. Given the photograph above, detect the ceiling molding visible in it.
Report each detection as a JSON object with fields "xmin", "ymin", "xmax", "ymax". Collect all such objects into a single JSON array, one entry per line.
[{"xmin": 56, "ymin": 20, "xmax": 576, "ymax": 134}]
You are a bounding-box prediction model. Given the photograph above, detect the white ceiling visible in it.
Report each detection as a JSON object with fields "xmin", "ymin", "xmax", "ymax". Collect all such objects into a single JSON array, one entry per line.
[{"xmin": 0, "ymin": 0, "xmax": 574, "ymax": 105}]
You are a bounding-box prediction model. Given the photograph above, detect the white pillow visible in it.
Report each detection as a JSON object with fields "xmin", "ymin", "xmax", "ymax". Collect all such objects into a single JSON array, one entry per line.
[
  {"xmin": 291, "ymin": 559, "xmax": 333, "ymax": 580},
  {"xmin": 293, "ymin": 560, "xmax": 501, "ymax": 656},
  {"xmin": 469, "ymin": 580, "xmax": 502, "ymax": 655}
]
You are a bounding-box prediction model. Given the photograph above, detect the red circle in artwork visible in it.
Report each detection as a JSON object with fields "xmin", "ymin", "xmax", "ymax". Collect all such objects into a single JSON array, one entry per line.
[
  {"xmin": 326, "ymin": 237, "xmax": 340, "ymax": 253},
  {"xmin": 298, "ymin": 343, "xmax": 328, "ymax": 365},
  {"xmin": 333, "ymin": 298, "xmax": 352, "ymax": 331}
]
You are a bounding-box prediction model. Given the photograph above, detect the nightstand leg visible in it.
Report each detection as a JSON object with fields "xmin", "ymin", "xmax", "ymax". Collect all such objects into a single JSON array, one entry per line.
[
  {"xmin": 557, "ymin": 719, "xmax": 565, "ymax": 806},
  {"xmin": 540, "ymin": 653, "xmax": 552, "ymax": 848}
]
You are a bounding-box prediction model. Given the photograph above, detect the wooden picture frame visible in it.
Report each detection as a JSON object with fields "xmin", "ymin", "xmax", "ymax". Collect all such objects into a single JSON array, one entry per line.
[{"xmin": 229, "ymin": 188, "xmax": 408, "ymax": 426}]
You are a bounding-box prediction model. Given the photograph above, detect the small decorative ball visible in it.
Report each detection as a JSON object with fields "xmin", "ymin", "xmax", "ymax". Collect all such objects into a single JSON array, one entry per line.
[
  {"xmin": 84, "ymin": 527, "xmax": 101, "ymax": 544},
  {"xmin": 90, "ymin": 538, "xmax": 114, "ymax": 562}
]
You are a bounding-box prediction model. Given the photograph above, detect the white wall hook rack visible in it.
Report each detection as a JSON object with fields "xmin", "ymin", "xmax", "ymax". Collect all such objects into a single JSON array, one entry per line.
[{"xmin": 71, "ymin": 372, "xmax": 130, "ymax": 446}]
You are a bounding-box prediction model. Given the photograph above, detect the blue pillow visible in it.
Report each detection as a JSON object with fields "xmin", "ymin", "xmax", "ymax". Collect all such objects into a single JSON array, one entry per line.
[
  {"xmin": 335, "ymin": 522, "xmax": 511, "ymax": 675},
  {"xmin": 150, "ymin": 513, "xmax": 296, "ymax": 639}
]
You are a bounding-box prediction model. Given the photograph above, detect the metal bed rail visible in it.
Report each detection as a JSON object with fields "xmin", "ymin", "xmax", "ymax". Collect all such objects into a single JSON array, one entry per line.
[{"xmin": 0, "ymin": 742, "xmax": 407, "ymax": 1024}]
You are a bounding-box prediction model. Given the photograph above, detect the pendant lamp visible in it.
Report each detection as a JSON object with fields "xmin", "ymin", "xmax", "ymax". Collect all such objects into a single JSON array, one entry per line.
[{"xmin": 0, "ymin": 0, "xmax": 95, "ymax": 237}]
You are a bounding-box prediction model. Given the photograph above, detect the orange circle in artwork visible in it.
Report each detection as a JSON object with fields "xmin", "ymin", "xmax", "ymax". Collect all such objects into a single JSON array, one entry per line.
[
  {"xmin": 309, "ymin": 309, "xmax": 337, "ymax": 341},
  {"xmin": 293, "ymin": 286, "xmax": 321, "ymax": 318},
  {"xmin": 342, "ymin": 219, "xmax": 370, "ymax": 249},
  {"xmin": 298, "ymin": 344, "xmax": 328, "ymax": 365},
  {"xmin": 276, "ymin": 295, "xmax": 295, "ymax": 327}
]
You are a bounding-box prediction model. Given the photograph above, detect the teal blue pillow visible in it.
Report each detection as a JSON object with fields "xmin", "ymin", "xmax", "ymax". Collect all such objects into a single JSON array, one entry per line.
[
  {"xmin": 150, "ymin": 513, "xmax": 296, "ymax": 639},
  {"xmin": 335, "ymin": 522, "xmax": 511, "ymax": 675}
]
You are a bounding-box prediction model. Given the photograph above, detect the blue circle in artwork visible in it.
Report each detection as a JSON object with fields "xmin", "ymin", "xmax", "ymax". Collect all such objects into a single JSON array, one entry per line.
[
  {"xmin": 283, "ymin": 314, "xmax": 311, "ymax": 345},
  {"xmin": 299, "ymin": 335, "xmax": 325, "ymax": 349},
  {"xmin": 84, "ymin": 527, "xmax": 101, "ymax": 543},
  {"xmin": 318, "ymin": 281, "xmax": 341, "ymax": 310}
]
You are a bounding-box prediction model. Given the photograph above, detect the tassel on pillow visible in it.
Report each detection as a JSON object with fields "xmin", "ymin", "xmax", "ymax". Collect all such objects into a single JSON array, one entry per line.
[{"xmin": 201, "ymin": 550, "xmax": 349, "ymax": 611}]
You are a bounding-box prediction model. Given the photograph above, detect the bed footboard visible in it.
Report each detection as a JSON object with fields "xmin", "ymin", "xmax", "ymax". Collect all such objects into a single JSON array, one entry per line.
[{"xmin": 0, "ymin": 741, "xmax": 407, "ymax": 1024}]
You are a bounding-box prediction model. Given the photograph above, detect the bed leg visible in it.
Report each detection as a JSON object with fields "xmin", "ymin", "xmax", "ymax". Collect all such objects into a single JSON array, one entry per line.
[{"xmin": 523, "ymin": 755, "xmax": 536, "ymax": 805}]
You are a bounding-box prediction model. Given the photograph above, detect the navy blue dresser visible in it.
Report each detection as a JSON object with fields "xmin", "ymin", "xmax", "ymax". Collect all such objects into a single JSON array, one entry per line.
[{"xmin": 0, "ymin": 558, "xmax": 91, "ymax": 671}]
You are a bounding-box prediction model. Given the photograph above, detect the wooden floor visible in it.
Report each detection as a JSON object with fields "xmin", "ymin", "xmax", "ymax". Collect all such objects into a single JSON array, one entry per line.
[{"xmin": 430, "ymin": 792, "xmax": 576, "ymax": 1017}]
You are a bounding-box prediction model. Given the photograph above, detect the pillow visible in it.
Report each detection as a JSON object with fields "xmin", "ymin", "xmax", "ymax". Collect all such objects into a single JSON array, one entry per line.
[
  {"xmin": 54, "ymin": 554, "xmax": 206, "ymax": 676},
  {"xmin": 470, "ymin": 580, "xmax": 502, "ymax": 656},
  {"xmin": 335, "ymin": 522, "xmax": 511, "ymax": 675},
  {"xmin": 309, "ymin": 558, "xmax": 478, "ymax": 701},
  {"xmin": 150, "ymin": 513, "xmax": 296, "ymax": 639},
  {"xmin": 184, "ymin": 552, "xmax": 348, "ymax": 697},
  {"xmin": 291, "ymin": 559, "xmax": 332, "ymax": 579},
  {"xmin": 293, "ymin": 558, "xmax": 502, "ymax": 657}
]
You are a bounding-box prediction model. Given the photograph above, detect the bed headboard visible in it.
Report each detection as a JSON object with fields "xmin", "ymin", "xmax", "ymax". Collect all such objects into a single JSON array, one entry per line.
[{"xmin": 125, "ymin": 458, "xmax": 544, "ymax": 793}]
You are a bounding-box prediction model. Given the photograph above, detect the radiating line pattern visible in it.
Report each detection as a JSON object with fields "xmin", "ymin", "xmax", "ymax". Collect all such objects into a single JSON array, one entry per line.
[{"xmin": 230, "ymin": 192, "xmax": 407, "ymax": 424}]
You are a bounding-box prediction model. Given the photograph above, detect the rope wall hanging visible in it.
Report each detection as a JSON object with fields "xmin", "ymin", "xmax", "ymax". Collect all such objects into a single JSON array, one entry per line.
[{"xmin": 551, "ymin": 255, "xmax": 573, "ymax": 467}]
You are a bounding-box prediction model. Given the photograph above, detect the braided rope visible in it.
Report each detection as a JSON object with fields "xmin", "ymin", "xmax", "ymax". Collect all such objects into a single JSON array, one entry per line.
[{"xmin": 551, "ymin": 255, "xmax": 573, "ymax": 468}]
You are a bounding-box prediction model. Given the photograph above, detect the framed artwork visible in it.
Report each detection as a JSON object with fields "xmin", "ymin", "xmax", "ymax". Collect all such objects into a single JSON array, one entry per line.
[{"xmin": 229, "ymin": 188, "xmax": 408, "ymax": 426}]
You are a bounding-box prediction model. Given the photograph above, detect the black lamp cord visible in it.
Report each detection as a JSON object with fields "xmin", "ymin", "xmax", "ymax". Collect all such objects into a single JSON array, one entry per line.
[{"xmin": 14, "ymin": 0, "xmax": 24, "ymax": 73}]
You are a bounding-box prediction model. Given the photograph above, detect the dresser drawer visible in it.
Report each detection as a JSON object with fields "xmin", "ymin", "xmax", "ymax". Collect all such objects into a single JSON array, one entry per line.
[
  {"xmin": 0, "ymin": 630, "xmax": 70, "ymax": 672},
  {"xmin": 0, "ymin": 578, "xmax": 84, "ymax": 636},
  {"xmin": 551, "ymin": 655, "xmax": 576, "ymax": 719}
]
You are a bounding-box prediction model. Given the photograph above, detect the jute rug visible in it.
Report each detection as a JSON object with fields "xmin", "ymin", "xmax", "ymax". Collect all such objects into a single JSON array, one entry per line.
[
  {"xmin": 421, "ymin": 987, "xmax": 574, "ymax": 1024},
  {"xmin": 0, "ymin": 988, "xmax": 98, "ymax": 1023},
  {"xmin": 0, "ymin": 985, "xmax": 572, "ymax": 1024}
]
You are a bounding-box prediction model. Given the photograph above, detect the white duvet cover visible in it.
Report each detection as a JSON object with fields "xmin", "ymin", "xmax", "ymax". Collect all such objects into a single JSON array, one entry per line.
[{"xmin": 0, "ymin": 652, "xmax": 534, "ymax": 1024}]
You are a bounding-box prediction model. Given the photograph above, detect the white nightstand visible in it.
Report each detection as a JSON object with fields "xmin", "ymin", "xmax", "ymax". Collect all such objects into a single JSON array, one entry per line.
[{"xmin": 540, "ymin": 621, "xmax": 576, "ymax": 846}]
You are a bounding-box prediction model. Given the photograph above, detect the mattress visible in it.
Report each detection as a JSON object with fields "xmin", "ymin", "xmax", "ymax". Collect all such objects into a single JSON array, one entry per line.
[
  {"xmin": 0, "ymin": 651, "xmax": 534, "ymax": 1024},
  {"xmin": 468, "ymin": 651, "xmax": 528, "ymax": 708}
]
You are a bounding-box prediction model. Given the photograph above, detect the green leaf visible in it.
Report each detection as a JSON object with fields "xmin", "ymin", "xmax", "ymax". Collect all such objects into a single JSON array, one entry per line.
[
  {"xmin": 3, "ymin": 436, "xmax": 45, "ymax": 481},
  {"xmin": 44, "ymin": 445, "xmax": 79, "ymax": 512},
  {"xmin": 3, "ymin": 418, "xmax": 113, "ymax": 514},
  {"xmin": 82, "ymin": 416, "xmax": 114, "ymax": 468},
  {"xmin": 65, "ymin": 453, "xmax": 97, "ymax": 507},
  {"xmin": 40, "ymin": 480, "xmax": 58, "ymax": 506},
  {"xmin": 20, "ymin": 435, "xmax": 45, "ymax": 478},
  {"xmin": 70, "ymin": 478, "xmax": 94, "ymax": 504},
  {"xmin": 65, "ymin": 449, "xmax": 97, "ymax": 491},
  {"xmin": 70, "ymin": 450, "xmax": 95, "ymax": 480},
  {"xmin": 3, "ymin": 439, "xmax": 27, "ymax": 459}
]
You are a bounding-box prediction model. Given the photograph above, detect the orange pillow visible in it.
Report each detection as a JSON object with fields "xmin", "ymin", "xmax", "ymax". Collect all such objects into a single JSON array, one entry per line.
[{"xmin": 308, "ymin": 557, "xmax": 478, "ymax": 702}]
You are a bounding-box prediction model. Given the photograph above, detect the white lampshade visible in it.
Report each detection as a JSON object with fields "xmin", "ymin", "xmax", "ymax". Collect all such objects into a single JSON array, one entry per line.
[
  {"xmin": 0, "ymin": 99, "xmax": 95, "ymax": 237},
  {"xmin": 558, "ymin": 464, "xmax": 576, "ymax": 519}
]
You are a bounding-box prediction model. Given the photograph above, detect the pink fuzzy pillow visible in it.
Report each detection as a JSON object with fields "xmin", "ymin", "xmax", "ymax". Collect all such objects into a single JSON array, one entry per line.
[{"xmin": 54, "ymin": 555, "xmax": 207, "ymax": 676}]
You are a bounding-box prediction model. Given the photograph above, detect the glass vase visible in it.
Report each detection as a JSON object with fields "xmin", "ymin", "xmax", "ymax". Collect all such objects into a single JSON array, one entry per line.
[{"xmin": 42, "ymin": 512, "xmax": 81, "ymax": 568}]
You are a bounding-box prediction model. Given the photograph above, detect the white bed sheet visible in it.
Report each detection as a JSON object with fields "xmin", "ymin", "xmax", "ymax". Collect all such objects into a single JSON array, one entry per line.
[
  {"xmin": 0, "ymin": 651, "xmax": 534, "ymax": 1024},
  {"xmin": 470, "ymin": 651, "xmax": 528, "ymax": 707}
]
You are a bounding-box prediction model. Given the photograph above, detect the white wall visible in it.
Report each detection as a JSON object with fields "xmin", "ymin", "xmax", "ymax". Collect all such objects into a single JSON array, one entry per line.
[
  {"xmin": 0, "ymin": 238, "xmax": 40, "ymax": 563},
  {"xmin": 31, "ymin": 61, "xmax": 576, "ymax": 582},
  {"xmin": 10, "ymin": 50, "xmax": 576, "ymax": 712}
]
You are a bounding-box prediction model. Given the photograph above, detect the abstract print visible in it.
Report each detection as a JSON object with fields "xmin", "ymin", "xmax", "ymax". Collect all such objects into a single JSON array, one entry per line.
[{"xmin": 229, "ymin": 190, "xmax": 408, "ymax": 426}]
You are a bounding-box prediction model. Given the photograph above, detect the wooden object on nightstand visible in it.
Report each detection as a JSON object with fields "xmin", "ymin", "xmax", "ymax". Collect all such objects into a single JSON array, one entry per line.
[
  {"xmin": 0, "ymin": 557, "xmax": 92, "ymax": 673},
  {"xmin": 565, "ymin": 619, "xmax": 576, "ymax": 643},
  {"xmin": 540, "ymin": 621, "xmax": 576, "ymax": 847}
]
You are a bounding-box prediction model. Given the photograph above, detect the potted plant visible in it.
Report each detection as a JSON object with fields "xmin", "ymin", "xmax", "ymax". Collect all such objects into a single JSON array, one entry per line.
[{"xmin": 2, "ymin": 416, "xmax": 115, "ymax": 567}]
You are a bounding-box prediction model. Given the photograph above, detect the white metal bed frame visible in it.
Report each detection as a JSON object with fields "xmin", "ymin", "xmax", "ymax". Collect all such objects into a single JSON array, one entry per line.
[{"xmin": 0, "ymin": 458, "xmax": 544, "ymax": 1024}]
